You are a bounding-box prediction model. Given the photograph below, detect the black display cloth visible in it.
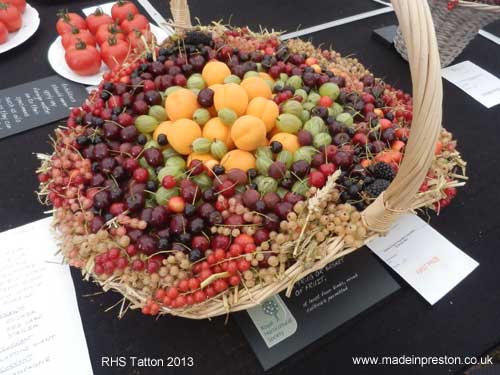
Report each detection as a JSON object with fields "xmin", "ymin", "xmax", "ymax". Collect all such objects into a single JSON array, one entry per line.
[{"xmin": 0, "ymin": 1, "xmax": 499, "ymax": 374}]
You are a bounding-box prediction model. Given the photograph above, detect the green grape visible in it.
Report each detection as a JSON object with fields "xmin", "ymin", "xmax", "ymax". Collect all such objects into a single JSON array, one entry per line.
[
  {"xmin": 276, "ymin": 113, "xmax": 302, "ymax": 133},
  {"xmin": 319, "ymin": 82, "xmax": 340, "ymax": 100},
  {"xmin": 135, "ymin": 115, "xmax": 159, "ymax": 133},
  {"xmin": 148, "ymin": 105, "xmax": 167, "ymax": 122}
]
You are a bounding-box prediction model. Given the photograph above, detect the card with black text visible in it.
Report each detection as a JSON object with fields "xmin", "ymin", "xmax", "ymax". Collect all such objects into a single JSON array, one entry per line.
[
  {"xmin": 0, "ymin": 75, "xmax": 88, "ymax": 140},
  {"xmin": 235, "ymin": 247, "xmax": 400, "ymax": 370}
]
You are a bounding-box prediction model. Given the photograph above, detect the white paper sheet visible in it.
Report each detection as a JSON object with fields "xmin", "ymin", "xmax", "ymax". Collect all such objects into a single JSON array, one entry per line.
[
  {"xmin": 0, "ymin": 218, "xmax": 93, "ymax": 375},
  {"xmin": 367, "ymin": 214, "xmax": 479, "ymax": 305},
  {"xmin": 441, "ymin": 60, "xmax": 500, "ymax": 109}
]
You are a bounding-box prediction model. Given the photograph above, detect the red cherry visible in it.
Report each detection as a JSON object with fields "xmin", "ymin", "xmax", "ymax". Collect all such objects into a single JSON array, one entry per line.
[
  {"xmin": 168, "ymin": 196, "xmax": 185, "ymax": 213},
  {"xmin": 319, "ymin": 163, "xmax": 336, "ymax": 177},
  {"xmin": 309, "ymin": 171, "xmax": 326, "ymax": 188},
  {"xmin": 352, "ymin": 133, "xmax": 368, "ymax": 146},
  {"xmin": 162, "ymin": 175, "xmax": 177, "ymax": 189},
  {"xmin": 133, "ymin": 167, "xmax": 148, "ymax": 183},
  {"xmin": 143, "ymin": 80, "xmax": 155, "ymax": 91}
]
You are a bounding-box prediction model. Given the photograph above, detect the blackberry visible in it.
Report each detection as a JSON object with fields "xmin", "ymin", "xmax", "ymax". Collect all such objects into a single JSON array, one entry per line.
[
  {"xmin": 365, "ymin": 179, "xmax": 390, "ymax": 197},
  {"xmin": 184, "ymin": 31, "xmax": 212, "ymax": 46},
  {"xmin": 371, "ymin": 162, "xmax": 395, "ymax": 180}
]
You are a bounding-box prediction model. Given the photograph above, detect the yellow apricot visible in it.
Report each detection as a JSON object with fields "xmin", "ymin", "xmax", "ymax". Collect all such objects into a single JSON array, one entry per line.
[
  {"xmin": 220, "ymin": 150, "xmax": 256, "ymax": 172},
  {"xmin": 168, "ymin": 119, "xmax": 202, "ymax": 155},
  {"xmin": 202, "ymin": 61, "xmax": 231, "ymax": 86},
  {"xmin": 213, "ymin": 83, "xmax": 249, "ymax": 116},
  {"xmin": 187, "ymin": 152, "xmax": 216, "ymax": 166},
  {"xmin": 165, "ymin": 88, "xmax": 200, "ymax": 121},
  {"xmin": 202, "ymin": 117, "xmax": 234, "ymax": 149},
  {"xmin": 230, "ymin": 115, "xmax": 267, "ymax": 151},
  {"xmin": 246, "ymin": 97, "xmax": 279, "ymax": 132},
  {"xmin": 270, "ymin": 133, "xmax": 300, "ymax": 153},
  {"xmin": 153, "ymin": 120, "xmax": 173, "ymax": 141},
  {"xmin": 240, "ymin": 76, "xmax": 272, "ymax": 100}
]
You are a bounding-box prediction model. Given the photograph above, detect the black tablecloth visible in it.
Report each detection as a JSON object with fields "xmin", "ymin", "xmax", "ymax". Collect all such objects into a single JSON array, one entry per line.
[{"xmin": 1, "ymin": 1, "xmax": 499, "ymax": 375}]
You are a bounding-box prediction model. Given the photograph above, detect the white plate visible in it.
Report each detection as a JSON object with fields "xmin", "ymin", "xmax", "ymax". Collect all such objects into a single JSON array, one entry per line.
[
  {"xmin": 0, "ymin": 4, "xmax": 40, "ymax": 54},
  {"xmin": 48, "ymin": 24, "xmax": 170, "ymax": 86}
]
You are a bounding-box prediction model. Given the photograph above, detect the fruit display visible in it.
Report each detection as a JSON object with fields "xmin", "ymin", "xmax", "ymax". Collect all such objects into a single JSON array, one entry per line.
[
  {"xmin": 56, "ymin": 3, "xmax": 157, "ymax": 76},
  {"xmin": 0, "ymin": 0, "xmax": 25, "ymax": 44},
  {"xmin": 36, "ymin": 7, "xmax": 467, "ymax": 318}
]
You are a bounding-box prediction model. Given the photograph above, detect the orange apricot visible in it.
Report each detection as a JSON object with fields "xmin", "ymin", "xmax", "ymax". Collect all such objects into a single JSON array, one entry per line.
[
  {"xmin": 246, "ymin": 97, "xmax": 279, "ymax": 132},
  {"xmin": 220, "ymin": 150, "xmax": 256, "ymax": 172},
  {"xmin": 153, "ymin": 120, "xmax": 173, "ymax": 141},
  {"xmin": 168, "ymin": 119, "xmax": 202, "ymax": 155},
  {"xmin": 202, "ymin": 61, "xmax": 231, "ymax": 86},
  {"xmin": 213, "ymin": 83, "xmax": 249, "ymax": 116},
  {"xmin": 230, "ymin": 115, "xmax": 267, "ymax": 151},
  {"xmin": 240, "ymin": 76, "xmax": 272, "ymax": 100},
  {"xmin": 269, "ymin": 133, "xmax": 300, "ymax": 153},
  {"xmin": 165, "ymin": 88, "xmax": 200, "ymax": 121},
  {"xmin": 202, "ymin": 117, "xmax": 234, "ymax": 149}
]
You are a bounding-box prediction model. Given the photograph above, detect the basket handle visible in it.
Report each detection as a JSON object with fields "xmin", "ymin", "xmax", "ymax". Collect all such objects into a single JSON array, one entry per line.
[
  {"xmin": 361, "ymin": 0, "xmax": 443, "ymax": 232},
  {"xmin": 169, "ymin": 0, "xmax": 192, "ymax": 30}
]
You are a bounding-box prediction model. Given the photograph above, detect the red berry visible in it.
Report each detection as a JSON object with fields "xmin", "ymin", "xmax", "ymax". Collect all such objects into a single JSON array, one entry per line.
[
  {"xmin": 244, "ymin": 243, "xmax": 256, "ymax": 254},
  {"xmin": 199, "ymin": 269, "xmax": 212, "ymax": 281},
  {"xmin": 123, "ymin": 158, "xmax": 139, "ymax": 171},
  {"xmin": 234, "ymin": 233, "xmax": 254, "ymax": 246},
  {"xmin": 229, "ymin": 244, "xmax": 243, "ymax": 257},
  {"xmin": 226, "ymin": 261, "xmax": 238, "ymax": 275},
  {"xmin": 166, "ymin": 287, "xmax": 179, "ymax": 299},
  {"xmin": 308, "ymin": 170, "xmax": 326, "ymax": 188},
  {"xmin": 116, "ymin": 257, "xmax": 128, "ymax": 269},
  {"xmin": 178, "ymin": 279, "xmax": 189, "ymax": 292},
  {"xmin": 213, "ymin": 279, "xmax": 228, "ymax": 293},
  {"xmin": 188, "ymin": 278, "xmax": 200, "ymax": 290},
  {"xmin": 94, "ymin": 264, "xmax": 104, "ymax": 275},
  {"xmin": 318, "ymin": 96, "xmax": 333, "ymax": 107},
  {"xmin": 162, "ymin": 175, "xmax": 177, "ymax": 189},
  {"xmin": 168, "ymin": 196, "xmax": 185, "ymax": 213},
  {"xmin": 205, "ymin": 286, "xmax": 216, "ymax": 297},
  {"xmin": 126, "ymin": 244, "xmax": 138, "ymax": 256},
  {"xmin": 108, "ymin": 248, "xmax": 120, "ymax": 259},
  {"xmin": 154, "ymin": 289, "xmax": 166, "ymax": 301},
  {"xmin": 194, "ymin": 290, "xmax": 207, "ymax": 303},
  {"xmin": 143, "ymin": 80, "xmax": 155, "ymax": 91},
  {"xmin": 147, "ymin": 260, "xmax": 160, "ymax": 273},
  {"xmin": 237, "ymin": 259, "xmax": 251, "ymax": 272},
  {"xmin": 131, "ymin": 259, "xmax": 145, "ymax": 271},
  {"xmin": 229, "ymin": 275, "xmax": 241, "ymax": 286},
  {"xmin": 214, "ymin": 248, "xmax": 226, "ymax": 261},
  {"xmin": 319, "ymin": 163, "xmax": 336, "ymax": 177},
  {"xmin": 133, "ymin": 167, "xmax": 148, "ymax": 183},
  {"xmin": 217, "ymin": 180, "xmax": 236, "ymax": 197},
  {"xmin": 174, "ymin": 295, "xmax": 187, "ymax": 307}
]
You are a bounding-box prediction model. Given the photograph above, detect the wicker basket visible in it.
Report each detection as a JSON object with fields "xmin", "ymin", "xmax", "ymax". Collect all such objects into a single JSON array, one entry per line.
[
  {"xmin": 108, "ymin": 0, "xmax": 447, "ymax": 318},
  {"xmin": 394, "ymin": 0, "xmax": 500, "ymax": 67},
  {"xmin": 38, "ymin": 0, "xmax": 467, "ymax": 319}
]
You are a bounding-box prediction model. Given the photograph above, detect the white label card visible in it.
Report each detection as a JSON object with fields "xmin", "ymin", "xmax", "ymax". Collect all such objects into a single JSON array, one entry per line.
[
  {"xmin": 0, "ymin": 218, "xmax": 93, "ymax": 375},
  {"xmin": 367, "ymin": 214, "xmax": 478, "ymax": 305},
  {"xmin": 441, "ymin": 60, "xmax": 500, "ymax": 109}
]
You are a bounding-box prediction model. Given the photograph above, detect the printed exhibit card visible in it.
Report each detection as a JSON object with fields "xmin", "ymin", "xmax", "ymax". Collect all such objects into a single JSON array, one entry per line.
[
  {"xmin": 0, "ymin": 218, "xmax": 93, "ymax": 375},
  {"xmin": 367, "ymin": 214, "xmax": 479, "ymax": 305},
  {"xmin": 441, "ymin": 60, "xmax": 500, "ymax": 108}
]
